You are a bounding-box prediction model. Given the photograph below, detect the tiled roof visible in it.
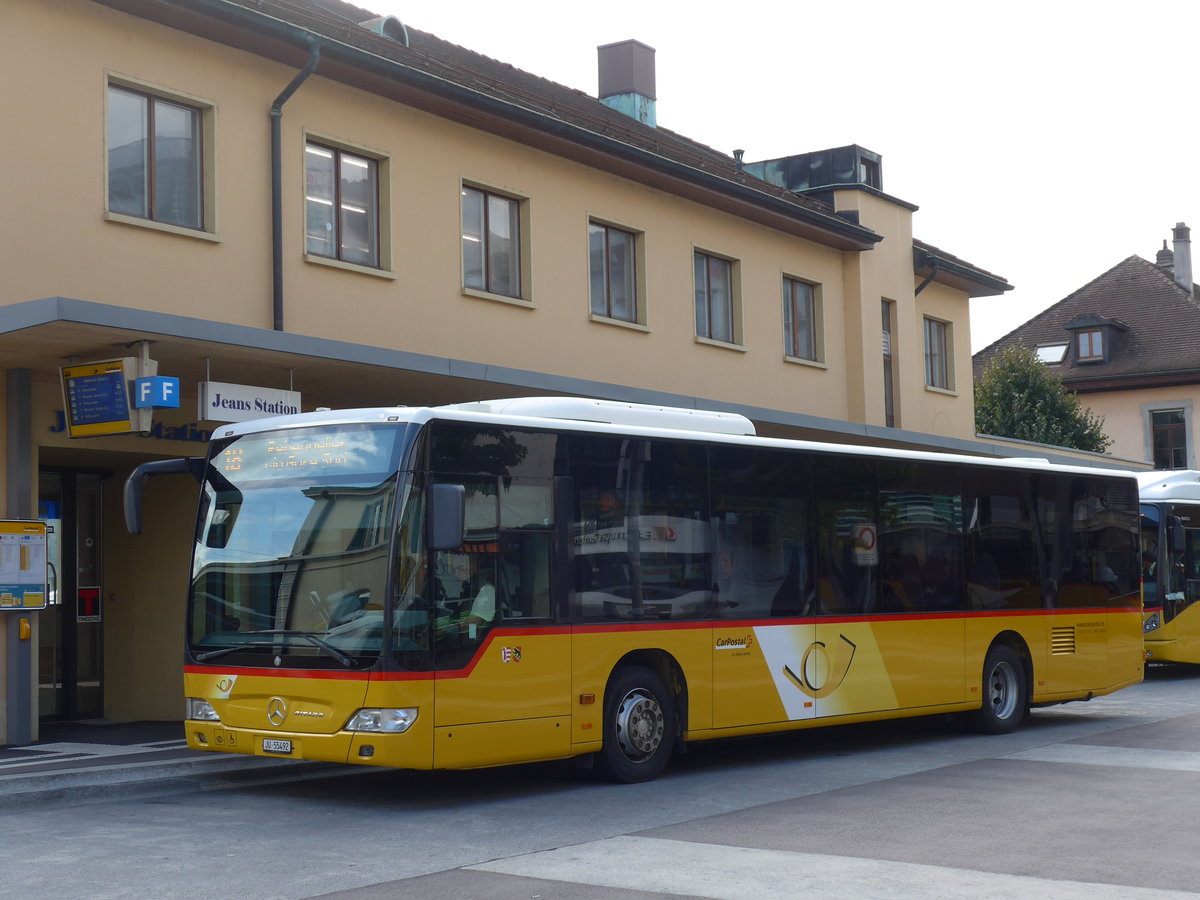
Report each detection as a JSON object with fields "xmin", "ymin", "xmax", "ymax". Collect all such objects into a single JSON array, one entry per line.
[
  {"xmin": 972, "ymin": 254, "xmax": 1200, "ymax": 383},
  {"xmin": 246, "ymin": 0, "xmax": 852, "ymax": 224},
  {"xmin": 114, "ymin": 0, "xmax": 1008, "ymax": 282}
]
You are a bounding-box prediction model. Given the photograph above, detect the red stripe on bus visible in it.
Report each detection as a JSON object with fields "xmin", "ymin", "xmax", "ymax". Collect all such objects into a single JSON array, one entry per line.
[
  {"xmin": 184, "ymin": 664, "xmax": 372, "ymax": 680},
  {"xmin": 190, "ymin": 605, "xmax": 1144, "ymax": 683}
]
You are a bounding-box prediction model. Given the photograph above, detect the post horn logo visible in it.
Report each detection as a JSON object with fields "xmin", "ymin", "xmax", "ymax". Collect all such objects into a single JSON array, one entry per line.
[
  {"xmin": 267, "ymin": 697, "xmax": 288, "ymax": 727},
  {"xmin": 784, "ymin": 634, "xmax": 857, "ymax": 699}
]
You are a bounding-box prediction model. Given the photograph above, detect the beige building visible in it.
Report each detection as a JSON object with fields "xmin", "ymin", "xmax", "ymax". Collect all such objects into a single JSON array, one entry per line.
[
  {"xmin": 3, "ymin": 0, "xmax": 1030, "ymax": 744},
  {"xmin": 973, "ymin": 223, "xmax": 1200, "ymax": 469}
]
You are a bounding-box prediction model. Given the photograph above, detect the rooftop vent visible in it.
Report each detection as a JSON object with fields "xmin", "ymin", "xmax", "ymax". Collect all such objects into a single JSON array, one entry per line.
[{"xmin": 359, "ymin": 16, "xmax": 409, "ymax": 46}]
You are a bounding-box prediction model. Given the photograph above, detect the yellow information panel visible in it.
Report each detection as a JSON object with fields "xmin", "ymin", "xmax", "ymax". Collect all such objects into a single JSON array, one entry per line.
[
  {"xmin": 60, "ymin": 358, "xmax": 135, "ymax": 437},
  {"xmin": 0, "ymin": 520, "xmax": 48, "ymax": 610}
]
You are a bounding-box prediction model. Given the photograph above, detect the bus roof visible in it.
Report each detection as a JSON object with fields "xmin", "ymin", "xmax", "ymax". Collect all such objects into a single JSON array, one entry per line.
[
  {"xmin": 1138, "ymin": 470, "xmax": 1200, "ymax": 502},
  {"xmin": 208, "ymin": 397, "xmax": 1139, "ymax": 482}
]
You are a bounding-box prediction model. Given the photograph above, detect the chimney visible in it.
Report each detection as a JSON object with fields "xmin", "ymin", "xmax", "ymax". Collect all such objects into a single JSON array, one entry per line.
[
  {"xmin": 597, "ymin": 40, "xmax": 656, "ymax": 127},
  {"xmin": 1171, "ymin": 224, "xmax": 1190, "ymax": 294},
  {"xmin": 1156, "ymin": 239, "xmax": 1174, "ymax": 273},
  {"xmin": 1173, "ymin": 222, "xmax": 1193, "ymax": 295}
]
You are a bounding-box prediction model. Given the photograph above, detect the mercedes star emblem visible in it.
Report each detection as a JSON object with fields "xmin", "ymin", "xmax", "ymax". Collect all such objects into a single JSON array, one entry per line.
[{"xmin": 267, "ymin": 697, "xmax": 287, "ymax": 727}]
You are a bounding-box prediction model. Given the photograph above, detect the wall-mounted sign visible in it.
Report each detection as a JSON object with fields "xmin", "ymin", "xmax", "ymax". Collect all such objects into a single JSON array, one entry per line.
[
  {"xmin": 134, "ymin": 376, "xmax": 181, "ymax": 409},
  {"xmin": 0, "ymin": 520, "xmax": 48, "ymax": 611},
  {"xmin": 60, "ymin": 358, "xmax": 135, "ymax": 437},
  {"xmin": 77, "ymin": 585, "xmax": 102, "ymax": 623},
  {"xmin": 60, "ymin": 357, "xmax": 159, "ymax": 436},
  {"xmin": 199, "ymin": 381, "xmax": 302, "ymax": 424}
]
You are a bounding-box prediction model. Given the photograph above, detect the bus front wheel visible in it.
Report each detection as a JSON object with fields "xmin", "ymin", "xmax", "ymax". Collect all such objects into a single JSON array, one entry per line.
[
  {"xmin": 596, "ymin": 666, "xmax": 677, "ymax": 783},
  {"xmin": 968, "ymin": 644, "xmax": 1027, "ymax": 734}
]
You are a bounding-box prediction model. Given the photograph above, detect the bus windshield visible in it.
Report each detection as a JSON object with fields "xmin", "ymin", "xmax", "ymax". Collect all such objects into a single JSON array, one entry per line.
[
  {"xmin": 188, "ymin": 423, "xmax": 409, "ymax": 667},
  {"xmin": 1142, "ymin": 501, "xmax": 1200, "ymax": 622}
]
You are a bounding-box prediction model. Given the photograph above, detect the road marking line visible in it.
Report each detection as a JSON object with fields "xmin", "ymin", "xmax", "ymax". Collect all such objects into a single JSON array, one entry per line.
[
  {"xmin": 1008, "ymin": 743, "xmax": 1200, "ymax": 772},
  {"xmin": 0, "ymin": 741, "xmax": 189, "ymax": 770},
  {"xmin": 470, "ymin": 836, "xmax": 1197, "ymax": 899}
]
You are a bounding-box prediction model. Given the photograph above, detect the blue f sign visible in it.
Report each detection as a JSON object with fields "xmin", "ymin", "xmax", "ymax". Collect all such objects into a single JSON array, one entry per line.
[{"xmin": 134, "ymin": 376, "xmax": 181, "ymax": 409}]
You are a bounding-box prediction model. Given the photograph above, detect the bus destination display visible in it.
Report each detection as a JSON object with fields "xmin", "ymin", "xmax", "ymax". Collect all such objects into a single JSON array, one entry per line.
[{"xmin": 216, "ymin": 427, "xmax": 398, "ymax": 479}]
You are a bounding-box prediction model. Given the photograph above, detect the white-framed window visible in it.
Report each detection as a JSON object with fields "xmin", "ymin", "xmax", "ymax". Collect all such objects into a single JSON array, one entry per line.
[
  {"xmin": 106, "ymin": 80, "xmax": 210, "ymax": 231},
  {"xmin": 462, "ymin": 184, "xmax": 525, "ymax": 299},
  {"xmin": 305, "ymin": 141, "xmax": 381, "ymax": 268},
  {"xmin": 694, "ymin": 250, "xmax": 739, "ymax": 344},
  {"xmin": 589, "ymin": 220, "xmax": 641, "ymax": 324},
  {"xmin": 783, "ymin": 277, "xmax": 820, "ymax": 361},
  {"xmin": 924, "ymin": 316, "xmax": 953, "ymax": 390},
  {"xmin": 1151, "ymin": 408, "xmax": 1189, "ymax": 469}
]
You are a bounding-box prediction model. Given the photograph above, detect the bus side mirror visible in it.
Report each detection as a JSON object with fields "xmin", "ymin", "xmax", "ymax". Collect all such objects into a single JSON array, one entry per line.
[
  {"xmin": 427, "ymin": 483, "xmax": 465, "ymax": 551},
  {"xmin": 124, "ymin": 457, "xmax": 204, "ymax": 535}
]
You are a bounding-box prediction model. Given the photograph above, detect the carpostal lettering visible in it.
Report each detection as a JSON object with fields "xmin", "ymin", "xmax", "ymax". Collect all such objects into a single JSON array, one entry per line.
[{"xmin": 715, "ymin": 635, "xmax": 754, "ymax": 650}]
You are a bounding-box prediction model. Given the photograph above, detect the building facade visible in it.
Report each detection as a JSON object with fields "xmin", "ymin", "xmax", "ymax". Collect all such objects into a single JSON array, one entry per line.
[
  {"xmin": 973, "ymin": 223, "xmax": 1200, "ymax": 470},
  {"xmin": 2, "ymin": 0, "xmax": 1021, "ymax": 743}
]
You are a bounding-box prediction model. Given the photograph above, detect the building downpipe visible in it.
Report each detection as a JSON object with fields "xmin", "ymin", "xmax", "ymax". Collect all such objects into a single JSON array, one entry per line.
[{"xmin": 271, "ymin": 40, "xmax": 321, "ymax": 332}]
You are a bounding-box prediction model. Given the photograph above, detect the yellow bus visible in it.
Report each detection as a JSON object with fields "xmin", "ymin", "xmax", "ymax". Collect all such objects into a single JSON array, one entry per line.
[
  {"xmin": 126, "ymin": 397, "xmax": 1144, "ymax": 782},
  {"xmin": 1139, "ymin": 471, "xmax": 1200, "ymax": 663}
]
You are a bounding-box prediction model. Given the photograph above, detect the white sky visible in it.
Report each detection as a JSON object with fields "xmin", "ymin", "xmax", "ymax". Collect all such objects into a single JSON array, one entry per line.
[{"xmin": 374, "ymin": 0, "xmax": 1200, "ymax": 352}]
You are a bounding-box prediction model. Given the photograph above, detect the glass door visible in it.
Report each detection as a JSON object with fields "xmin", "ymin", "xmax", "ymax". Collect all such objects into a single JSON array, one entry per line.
[{"xmin": 37, "ymin": 471, "xmax": 104, "ymax": 720}]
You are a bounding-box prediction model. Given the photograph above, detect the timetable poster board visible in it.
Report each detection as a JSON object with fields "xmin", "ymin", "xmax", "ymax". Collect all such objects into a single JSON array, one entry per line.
[
  {"xmin": 0, "ymin": 520, "xmax": 48, "ymax": 611},
  {"xmin": 61, "ymin": 358, "xmax": 136, "ymax": 437}
]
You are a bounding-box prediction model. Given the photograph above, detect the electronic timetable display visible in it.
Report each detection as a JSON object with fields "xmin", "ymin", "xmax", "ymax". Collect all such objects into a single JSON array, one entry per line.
[{"xmin": 60, "ymin": 358, "xmax": 135, "ymax": 437}]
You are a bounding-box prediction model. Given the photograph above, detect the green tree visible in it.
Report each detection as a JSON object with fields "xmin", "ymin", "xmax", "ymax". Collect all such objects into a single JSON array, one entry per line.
[{"xmin": 974, "ymin": 344, "xmax": 1112, "ymax": 453}]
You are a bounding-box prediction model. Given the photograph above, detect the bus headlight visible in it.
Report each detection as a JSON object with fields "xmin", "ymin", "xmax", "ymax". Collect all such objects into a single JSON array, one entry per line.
[
  {"xmin": 186, "ymin": 698, "xmax": 221, "ymax": 722},
  {"xmin": 345, "ymin": 708, "xmax": 418, "ymax": 733}
]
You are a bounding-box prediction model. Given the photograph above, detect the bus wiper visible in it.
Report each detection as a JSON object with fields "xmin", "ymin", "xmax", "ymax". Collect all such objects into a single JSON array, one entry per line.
[
  {"xmin": 195, "ymin": 631, "xmax": 359, "ymax": 667},
  {"xmin": 194, "ymin": 641, "xmax": 275, "ymax": 662}
]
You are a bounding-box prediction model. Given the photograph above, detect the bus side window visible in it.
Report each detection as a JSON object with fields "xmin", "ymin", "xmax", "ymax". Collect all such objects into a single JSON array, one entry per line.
[
  {"xmin": 497, "ymin": 478, "xmax": 554, "ymax": 620},
  {"xmin": 813, "ymin": 456, "xmax": 878, "ymax": 615},
  {"xmin": 708, "ymin": 444, "xmax": 813, "ymax": 620}
]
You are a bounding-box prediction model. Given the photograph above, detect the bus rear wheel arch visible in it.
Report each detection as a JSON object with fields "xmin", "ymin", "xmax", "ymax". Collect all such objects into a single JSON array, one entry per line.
[
  {"xmin": 967, "ymin": 641, "xmax": 1029, "ymax": 734},
  {"xmin": 595, "ymin": 664, "xmax": 679, "ymax": 783}
]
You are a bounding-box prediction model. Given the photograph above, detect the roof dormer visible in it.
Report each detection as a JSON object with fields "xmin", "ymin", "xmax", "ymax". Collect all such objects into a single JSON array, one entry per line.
[{"xmin": 1063, "ymin": 313, "xmax": 1127, "ymax": 364}]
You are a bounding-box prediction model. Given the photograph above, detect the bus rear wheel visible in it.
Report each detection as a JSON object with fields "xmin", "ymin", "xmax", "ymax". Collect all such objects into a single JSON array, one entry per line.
[
  {"xmin": 968, "ymin": 644, "xmax": 1027, "ymax": 734},
  {"xmin": 596, "ymin": 666, "xmax": 676, "ymax": 783}
]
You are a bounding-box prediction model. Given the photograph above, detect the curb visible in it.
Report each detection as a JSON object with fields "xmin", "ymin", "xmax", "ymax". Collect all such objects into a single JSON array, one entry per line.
[{"xmin": 0, "ymin": 754, "xmax": 354, "ymax": 809}]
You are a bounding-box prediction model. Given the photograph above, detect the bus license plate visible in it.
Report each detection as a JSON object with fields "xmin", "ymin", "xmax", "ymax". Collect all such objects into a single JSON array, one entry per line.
[{"xmin": 262, "ymin": 738, "xmax": 292, "ymax": 754}]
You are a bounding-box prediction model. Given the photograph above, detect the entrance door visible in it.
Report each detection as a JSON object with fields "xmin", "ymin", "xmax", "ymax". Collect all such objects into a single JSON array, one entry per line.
[{"xmin": 37, "ymin": 471, "xmax": 104, "ymax": 720}]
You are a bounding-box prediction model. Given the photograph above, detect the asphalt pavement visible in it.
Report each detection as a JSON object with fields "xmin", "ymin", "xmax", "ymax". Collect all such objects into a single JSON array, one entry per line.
[{"xmin": 0, "ymin": 719, "xmax": 349, "ymax": 808}]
